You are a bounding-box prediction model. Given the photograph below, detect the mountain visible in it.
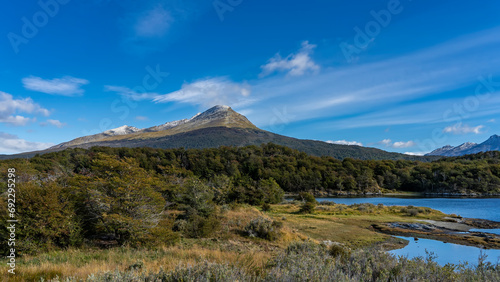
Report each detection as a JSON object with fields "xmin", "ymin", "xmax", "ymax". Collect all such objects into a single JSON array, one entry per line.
[
  {"xmin": 426, "ymin": 135, "xmax": 500, "ymax": 156},
  {"xmin": 1, "ymin": 105, "xmax": 439, "ymax": 161}
]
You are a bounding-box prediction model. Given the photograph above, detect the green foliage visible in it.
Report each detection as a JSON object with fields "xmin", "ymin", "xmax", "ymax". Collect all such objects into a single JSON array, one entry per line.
[
  {"xmin": 245, "ymin": 217, "xmax": 283, "ymax": 241},
  {"xmin": 71, "ymin": 153, "xmax": 167, "ymax": 246},
  {"xmin": 299, "ymin": 202, "xmax": 316, "ymax": 214},
  {"xmin": 1, "ymin": 144, "xmax": 500, "ymax": 256},
  {"xmin": 261, "ymin": 203, "xmax": 271, "ymax": 212},
  {"xmin": 176, "ymin": 178, "xmax": 221, "ymax": 238},
  {"xmin": 0, "ymin": 181, "xmax": 82, "ymax": 255},
  {"xmin": 298, "ymin": 192, "xmax": 317, "ymax": 213}
]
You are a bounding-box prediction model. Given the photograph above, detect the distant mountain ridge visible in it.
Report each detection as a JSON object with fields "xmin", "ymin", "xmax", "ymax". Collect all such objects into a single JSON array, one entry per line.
[
  {"xmin": 1, "ymin": 105, "xmax": 439, "ymax": 161},
  {"xmin": 426, "ymin": 135, "xmax": 500, "ymax": 156}
]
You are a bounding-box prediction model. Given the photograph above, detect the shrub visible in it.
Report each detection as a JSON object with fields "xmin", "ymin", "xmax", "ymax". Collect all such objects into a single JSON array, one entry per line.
[
  {"xmin": 297, "ymin": 192, "xmax": 317, "ymax": 213},
  {"xmin": 262, "ymin": 203, "xmax": 271, "ymax": 212},
  {"xmin": 299, "ymin": 202, "xmax": 316, "ymax": 214},
  {"xmin": 245, "ymin": 217, "xmax": 282, "ymax": 241},
  {"xmin": 296, "ymin": 192, "xmax": 317, "ymax": 203},
  {"xmin": 328, "ymin": 244, "xmax": 350, "ymax": 261},
  {"xmin": 407, "ymin": 208, "xmax": 420, "ymax": 217}
]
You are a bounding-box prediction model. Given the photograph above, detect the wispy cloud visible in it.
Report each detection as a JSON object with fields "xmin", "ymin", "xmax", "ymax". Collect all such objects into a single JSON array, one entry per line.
[
  {"xmin": 0, "ymin": 91, "xmax": 50, "ymax": 126},
  {"xmin": 105, "ymin": 85, "xmax": 159, "ymax": 101},
  {"xmin": 443, "ymin": 123, "xmax": 484, "ymax": 135},
  {"xmin": 154, "ymin": 77, "xmax": 252, "ymax": 108},
  {"xmin": 245, "ymin": 27, "xmax": 500, "ymax": 128},
  {"xmin": 40, "ymin": 119, "xmax": 66, "ymax": 128},
  {"xmin": 260, "ymin": 41, "xmax": 320, "ymax": 77},
  {"xmin": 134, "ymin": 5, "xmax": 172, "ymax": 38},
  {"xmin": 135, "ymin": 116, "xmax": 149, "ymax": 121},
  {"xmin": 0, "ymin": 132, "xmax": 53, "ymax": 154},
  {"xmin": 326, "ymin": 140, "xmax": 363, "ymax": 146},
  {"xmin": 379, "ymin": 139, "xmax": 416, "ymax": 148},
  {"xmin": 23, "ymin": 76, "xmax": 89, "ymax": 96}
]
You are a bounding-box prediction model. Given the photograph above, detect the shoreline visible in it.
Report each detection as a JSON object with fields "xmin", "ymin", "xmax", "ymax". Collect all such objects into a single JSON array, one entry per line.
[
  {"xmin": 371, "ymin": 217, "xmax": 500, "ymax": 249},
  {"xmin": 285, "ymin": 192, "xmax": 500, "ymax": 199}
]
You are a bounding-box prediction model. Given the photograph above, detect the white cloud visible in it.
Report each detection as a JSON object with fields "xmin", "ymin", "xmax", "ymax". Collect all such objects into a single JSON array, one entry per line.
[
  {"xmin": 443, "ymin": 123, "xmax": 484, "ymax": 135},
  {"xmin": 326, "ymin": 140, "xmax": 363, "ymax": 146},
  {"xmin": 154, "ymin": 77, "xmax": 252, "ymax": 108},
  {"xmin": 0, "ymin": 92, "xmax": 50, "ymax": 126},
  {"xmin": 23, "ymin": 76, "xmax": 89, "ymax": 96},
  {"xmin": 243, "ymin": 27, "xmax": 500, "ymax": 129},
  {"xmin": 379, "ymin": 139, "xmax": 416, "ymax": 148},
  {"xmin": 40, "ymin": 119, "xmax": 66, "ymax": 128},
  {"xmin": 487, "ymin": 119, "xmax": 496, "ymax": 123},
  {"xmin": 393, "ymin": 141, "xmax": 417, "ymax": 148},
  {"xmin": 380, "ymin": 139, "xmax": 393, "ymax": 146},
  {"xmin": 260, "ymin": 41, "xmax": 320, "ymax": 77},
  {"xmin": 0, "ymin": 132, "xmax": 53, "ymax": 154},
  {"xmin": 404, "ymin": 152, "xmax": 427, "ymax": 156},
  {"xmin": 105, "ymin": 85, "xmax": 159, "ymax": 101},
  {"xmin": 135, "ymin": 116, "xmax": 149, "ymax": 121},
  {"xmin": 134, "ymin": 5, "xmax": 172, "ymax": 38},
  {"xmin": 0, "ymin": 116, "xmax": 34, "ymax": 126}
]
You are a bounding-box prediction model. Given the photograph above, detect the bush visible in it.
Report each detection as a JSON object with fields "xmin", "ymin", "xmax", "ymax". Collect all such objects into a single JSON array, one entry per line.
[
  {"xmin": 407, "ymin": 208, "xmax": 420, "ymax": 217},
  {"xmin": 182, "ymin": 213, "xmax": 221, "ymax": 238},
  {"xmin": 328, "ymin": 244, "xmax": 350, "ymax": 261},
  {"xmin": 245, "ymin": 217, "xmax": 283, "ymax": 241},
  {"xmin": 298, "ymin": 192, "xmax": 317, "ymax": 214},
  {"xmin": 299, "ymin": 202, "xmax": 316, "ymax": 214},
  {"xmin": 262, "ymin": 203, "xmax": 271, "ymax": 212},
  {"xmin": 296, "ymin": 192, "xmax": 317, "ymax": 203}
]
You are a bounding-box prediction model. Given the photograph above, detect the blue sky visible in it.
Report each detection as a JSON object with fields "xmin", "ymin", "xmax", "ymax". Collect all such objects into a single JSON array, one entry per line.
[{"xmin": 1, "ymin": 0, "xmax": 500, "ymax": 155}]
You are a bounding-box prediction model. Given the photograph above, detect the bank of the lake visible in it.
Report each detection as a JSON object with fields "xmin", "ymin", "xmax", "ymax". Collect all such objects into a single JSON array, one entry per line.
[{"xmin": 317, "ymin": 197, "xmax": 500, "ymax": 265}]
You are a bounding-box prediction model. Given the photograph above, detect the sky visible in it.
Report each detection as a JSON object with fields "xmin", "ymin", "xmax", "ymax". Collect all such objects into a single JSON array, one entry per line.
[{"xmin": 1, "ymin": 0, "xmax": 500, "ymax": 155}]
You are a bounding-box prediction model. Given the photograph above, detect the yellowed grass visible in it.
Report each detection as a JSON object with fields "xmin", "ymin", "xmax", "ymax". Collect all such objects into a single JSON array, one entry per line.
[{"xmin": 0, "ymin": 203, "xmax": 449, "ymax": 281}]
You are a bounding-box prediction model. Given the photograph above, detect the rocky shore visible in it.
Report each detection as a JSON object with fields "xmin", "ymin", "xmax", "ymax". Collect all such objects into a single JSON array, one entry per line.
[{"xmin": 371, "ymin": 218, "xmax": 500, "ymax": 249}]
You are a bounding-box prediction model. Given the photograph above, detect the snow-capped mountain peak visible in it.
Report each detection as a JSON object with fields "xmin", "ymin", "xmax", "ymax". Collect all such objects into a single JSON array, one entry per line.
[{"xmin": 104, "ymin": 125, "xmax": 140, "ymax": 136}]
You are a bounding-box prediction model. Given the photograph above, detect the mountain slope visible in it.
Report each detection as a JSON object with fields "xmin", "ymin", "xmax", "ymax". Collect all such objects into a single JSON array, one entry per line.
[
  {"xmin": 427, "ymin": 135, "xmax": 500, "ymax": 156},
  {"xmin": 0, "ymin": 105, "xmax": 439, "ymax": 161}
]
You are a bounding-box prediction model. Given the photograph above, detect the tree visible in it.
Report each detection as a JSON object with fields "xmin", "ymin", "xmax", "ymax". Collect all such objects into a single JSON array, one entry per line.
[{"xmin": 71, "ymin": 153, "xmax": 167, "ymax": 245}]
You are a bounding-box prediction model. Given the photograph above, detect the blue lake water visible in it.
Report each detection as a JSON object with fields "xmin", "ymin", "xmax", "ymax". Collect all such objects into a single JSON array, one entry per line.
[
  {"xmin": 390, "ymin": 236, "xmax": 500, "ymax": 266},
  {"xmin": 318, "ymin": 197, "xmax": 500, "ymax": 266},
  {"xmin": 318, "ymin": 197, "xmax": 500, "ymax": 222}
]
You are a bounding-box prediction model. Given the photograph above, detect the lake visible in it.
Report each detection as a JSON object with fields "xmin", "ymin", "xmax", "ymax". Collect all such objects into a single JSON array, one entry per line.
[{"xmin": 318, "ymin": 197, "xmax": 500, "ymax": 266}]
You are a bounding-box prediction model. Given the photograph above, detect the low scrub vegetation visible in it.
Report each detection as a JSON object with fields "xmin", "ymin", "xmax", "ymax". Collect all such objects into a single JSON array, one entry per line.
[
  {"xmin": 54, "ymin": 242, "xmax": 498, "ymax": 281},
  {"xmin": 245, "ymin": 217, "xmax": 283, "ymax": 241}
]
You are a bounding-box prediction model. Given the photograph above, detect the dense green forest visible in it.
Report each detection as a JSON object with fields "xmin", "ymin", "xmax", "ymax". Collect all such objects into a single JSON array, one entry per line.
[{"xmin": 1, "ymin": 144, "xmax": 499, "ymax": 254}]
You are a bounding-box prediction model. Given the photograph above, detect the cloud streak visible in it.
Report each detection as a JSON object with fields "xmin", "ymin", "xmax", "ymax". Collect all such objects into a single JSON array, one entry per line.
[
  {"xmin": 40, "ymin": 119, "xmax": 66, "ymax": 128},
  {"xmin": 23, "ymin": 76, "xmax": 89, "ymax": 96},
  {"xmin": 134, "ymin": 5, "xmax": 172, "ymax": 38},
  {"xmin": 244, "ymin": 27, "xmax": 500, "ymax": 129},
  {"xmin": 443, "ymin": 123, "xmax": 484, "ymax": 135},
  {"xmin": 0, "ymin": 132, "xmax": 53, "ymax": 154}
]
